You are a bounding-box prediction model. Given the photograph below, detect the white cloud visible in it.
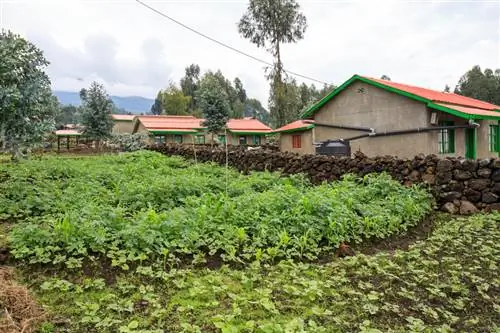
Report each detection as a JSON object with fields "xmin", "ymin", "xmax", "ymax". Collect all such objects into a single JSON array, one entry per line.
[{"xmin": 1, "ymin": 0, "xmax": 499, "ymax": 106}]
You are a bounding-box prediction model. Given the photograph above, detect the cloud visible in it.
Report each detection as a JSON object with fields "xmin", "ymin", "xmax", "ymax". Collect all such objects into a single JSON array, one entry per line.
[{"xmin": 1, "ymin": 0, "xmax": 499, "ymax": 105}]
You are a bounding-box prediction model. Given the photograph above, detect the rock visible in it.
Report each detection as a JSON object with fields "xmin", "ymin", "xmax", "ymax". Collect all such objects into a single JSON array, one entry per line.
[
  {"xmin": 421, "ymin": 173, "xmax": 435, "ymax": 185},
  {"xmin": 437, "ymin": 159, "xmax": 453, "ymax": 172},
  {"xmin": 493, "ymin": 160, "xmax": 500, "ymax": 169},
  {"xmin": 436, "ymin": 172, "xmax": 452, "ymax": 185},
  {"xmin": 425, "ymin": 166, "xmax": 435, "ymax": 174},
  {"xmin": 440, "ymin": 191, "xmax": 462, "ymax": 202},
  {"xmin": 477, "ymin": 168, "xmax": 492, "ymax": 178},
  {"xmin": 459, "ymin": 200, "xmax": 479, "ymax": 215},
  {"xmin": 491, "ymin": 169, "xmax": 500, "ymax": 182},
  {"xmin": 464, "ymin": 188, "xmax": 481, "ymax": 202},
  {"xmin": 460, "ymin": 159, "xmax": 478, "ymax": 172},
  {"xmin": 485, "ymin": 203, "xmax": 500, "ymax": 212},
  {"xmin": 468, "ymin": 178, "xmax": 491, "ymax": 191},
  {"xmin": 479, "ymin": 158, "xmax": 492, "ymax": 167},
  {"xmin": 408, "ymin": 170, "xmax": 420, "ymax": 182},
  {"xmin": 441, "ymin": 202, "xmax": 458, "ymax": 214},
  {"xmin": 482, "ymin": 192, "xmax": 499, "ymax": 204},
  {"xmin": 453, "ymin": 199, "xmax": 461, "ymax": 206},
  {"xmin": 491, "ymin": 182, "xmax": 500, "ymax": 194},
  {"xmin": 448, "ymin": 181, "xmax": 465, "ymax": 192},
  {"xmin": 454, "ymin": 169, "xmax": 473, "ymax": 180}
]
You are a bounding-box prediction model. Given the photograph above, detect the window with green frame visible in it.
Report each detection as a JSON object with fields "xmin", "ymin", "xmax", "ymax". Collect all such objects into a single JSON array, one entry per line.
[
  {"xmin": 438, "ymin": 121, "xmax": 455, "ymax": 154},
  {"xmin": 174, "ymin": 135, "xmax": 183, "ymax": 144},
  {"xmin": 195, "ymin": 135, "xmax": 205, "ymax": 144},
  {"xmin": 253, "ymin": 135, "xmax": 261, "ymax": 145},
  {"xmin": 239, "ymin": 136, "xmax": 247, "ymax": 145},
  {"xmin": 217, "ymin": 135, "xmax": 226, "ymax": 144},
  {"xmin": 489, "ymin": 125, "xmax": 499, "ymax": 152}
]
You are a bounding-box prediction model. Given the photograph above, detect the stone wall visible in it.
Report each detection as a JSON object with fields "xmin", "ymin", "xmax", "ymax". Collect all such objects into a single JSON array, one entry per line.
[{"xmin": 149, "ymin": 144, "xmax": 500, "ymax": 214}]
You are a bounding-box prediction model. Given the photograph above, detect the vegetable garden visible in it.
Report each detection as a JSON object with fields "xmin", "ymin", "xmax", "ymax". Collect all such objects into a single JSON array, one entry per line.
[{"xmin": 0, "ymin": 151, "xmax": 498, "ymax": 332}]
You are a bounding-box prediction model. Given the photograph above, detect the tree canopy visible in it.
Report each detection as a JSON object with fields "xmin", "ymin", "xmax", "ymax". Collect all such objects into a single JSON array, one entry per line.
[
  {"xmin": 158, "ymin": 83, "xmax": 191, "ymax": 116},
  {"xmin": 197, "ymin": 74, "xmax": 230, "ymax": 135},
  {"xmin": 454, "ymin": 65, "xmax": 500, "ymax": 105},
  {"xmin": 80, "ymin": 81, "xmax": 114, "ymax": 145},
  {"xmin": 238, "ymin": 0, "xmax": 307, "ymax": 127},
  {"xmin": 0, "ymin": 30, "xmax": 57, "ymax": 159}
]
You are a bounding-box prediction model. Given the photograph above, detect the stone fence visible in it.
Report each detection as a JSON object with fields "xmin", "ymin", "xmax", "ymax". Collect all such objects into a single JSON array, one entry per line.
[{"xmin": 149, "ymin": 144, "xmax": 500, "ymax": 214}]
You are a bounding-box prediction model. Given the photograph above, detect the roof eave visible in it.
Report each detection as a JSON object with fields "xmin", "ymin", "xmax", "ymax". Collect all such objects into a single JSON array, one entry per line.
[{"xmin": 274, "ymin": 124, "xmax": 315, "ymax": 134}]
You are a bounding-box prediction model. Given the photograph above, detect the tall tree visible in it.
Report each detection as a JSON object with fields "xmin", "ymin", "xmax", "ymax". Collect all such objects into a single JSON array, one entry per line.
[
  {"xmin": 454, "ymin": 65, "xmax": 500, "ymax": 105},
  {"xmin": 159, "ymin": 83, "xmax": 191, "ymax": 115},
  {"xmin": 180, "ymin": 64, "xmax": 201, "ymax": 112},
  {"xmin": 245, "ymin": 98, "xmax": 270, "ymax": 124},
  {"xmin": 239, "ymin": 0, "xmax": 307, "ymax": 127},
  {"xmin": 150, "ymin": 92, "xmax": 163, "ymax": 115},
  {"xmin": 234, "ymin": 77, "xmax": 247, "ymax": 103},
  {"xmin": 197, "ymin": 74, "xmax": 230, "ymax": 140},
  {"xmin": 55, "ymin": 105, "xmax": 80, "ymax": 129},
  {"xmin": 80, "ymin": 81, "xmax": 114, "ymax": 148},
  {"xmin": 0, "ymin": 30, "xmax": 57, "ymax": 159}
]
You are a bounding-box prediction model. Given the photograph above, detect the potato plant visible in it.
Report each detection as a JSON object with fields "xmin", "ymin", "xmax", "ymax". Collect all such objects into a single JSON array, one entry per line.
[{"xmin": 3, "ymin": 152, "xmax": 433, "ymax": 268}]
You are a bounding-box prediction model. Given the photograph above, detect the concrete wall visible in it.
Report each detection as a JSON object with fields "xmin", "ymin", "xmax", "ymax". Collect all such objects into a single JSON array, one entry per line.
[
  {"xmin": 309, "ymin": 81, "xmax": 496, "ymax": 159},
  {"xmin": 112, "ymin": 121, "xmax": 134, "ymax": 134},
  {"xmin": 279, "ymin": 130, "xmax": 315, "ymax": 155}
]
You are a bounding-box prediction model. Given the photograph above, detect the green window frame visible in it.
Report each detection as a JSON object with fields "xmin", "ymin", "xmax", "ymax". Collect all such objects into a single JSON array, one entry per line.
[
  {"xmin": 195, "ymin": 135, "xmax": 205, "ymax": 144},
  {"xmin": 174, "ymin": 135, "xmax": 183, "ymax": 144},
  {"xmin": 217, "ymin": 135, "xmax": 226, "ymax": 144},
  {"xmin": 489, "ymin": 125, "xmax": 499, "ymax": 152},
  {"xmin": 154, "ymin": 136, "xmax": 165, "ymax": 144},
  {"xmin": 438, "ymin": 121, "xmax": 455, "ymax": 154},
  {"xmin": 239, "ymin": 136, "xmax": 247, "ymax": 145},
  {"xmin": 253, "ymin": 135, "xmax": 261, "ymax": 145}
]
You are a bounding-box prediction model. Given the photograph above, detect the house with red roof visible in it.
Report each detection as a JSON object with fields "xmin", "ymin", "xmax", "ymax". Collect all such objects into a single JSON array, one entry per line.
[
  {"xmin": 274, "ymin": 75, "xmax": 500, "ymax": 159},
  {"xmin": 132, "ymin": 115, "xmax": 272, "ymax": 145}
]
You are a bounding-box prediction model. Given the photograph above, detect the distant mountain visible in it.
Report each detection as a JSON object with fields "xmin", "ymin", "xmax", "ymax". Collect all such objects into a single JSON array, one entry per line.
[{"xmin": 54, "ymin": 91, "xmax": 154, "ymax": 114}]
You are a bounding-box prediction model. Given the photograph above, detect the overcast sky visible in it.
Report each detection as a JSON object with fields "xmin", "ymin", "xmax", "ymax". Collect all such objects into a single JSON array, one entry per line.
[{"xmin": 1, "ymin": 0, "xmax": 499, "ymax": 107}]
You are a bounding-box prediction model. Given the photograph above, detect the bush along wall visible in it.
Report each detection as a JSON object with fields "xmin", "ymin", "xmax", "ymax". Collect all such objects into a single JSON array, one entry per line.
[{"xmin": 149, "ymin": 144, "xmax": 500, "ymax": 214}]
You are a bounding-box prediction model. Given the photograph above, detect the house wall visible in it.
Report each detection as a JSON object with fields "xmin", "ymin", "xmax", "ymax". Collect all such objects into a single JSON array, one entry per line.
[
  {"xmin": 112, "ymin": 121, "xmax": 134, "ymax": 134},
  {"xmin": 312, "ymin": 81, "xmax": 433, "ymax": 159},
  {"xmin": 477, "ymin": 119, "xmax": 499, "ymax": 158},
  {"xmin": 279, "ymin": 130, "xmax": 315, "ymax": 155}
]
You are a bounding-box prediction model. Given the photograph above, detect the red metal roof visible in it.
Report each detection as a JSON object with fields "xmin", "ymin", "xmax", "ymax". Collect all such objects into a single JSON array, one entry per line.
[
  {"xmin": 274, "ymin": 120, "xmax": 315, "ymax": 133},
  {"xmin": 112, "ymin": 114, "xmax": 136, "ymax": 121},
  {"xmin": 435, "ymin": 103, "xmax": 500, "ymax": 118},
  {"xmin": 226, "ymin": 118, "xmax": 272, "ymax": 133},
  {"xmin": 363, "ymin": 76, "xmax": 500, "ymax": 111},
  {"xmin": 135, "ymin": 115, "xmax": 205, "ymax": 131}
]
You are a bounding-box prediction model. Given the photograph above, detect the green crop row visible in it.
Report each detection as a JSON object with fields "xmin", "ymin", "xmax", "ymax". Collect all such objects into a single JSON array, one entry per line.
[{"xmin": 3, "ymin": 151, "xmax": 433, "ymax": 268}]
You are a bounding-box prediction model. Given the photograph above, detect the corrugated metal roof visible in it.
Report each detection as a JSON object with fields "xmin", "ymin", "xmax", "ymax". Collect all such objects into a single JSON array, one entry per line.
[
  {"xmin": 135, "ymin": 115, "xmax": 205, "ymax": 131},
  {"xmin": 112, "ymin": 114, "xmax": 136, "ymax": 121},
  {"xmin": 227, "ymin": 118, "xmax": 272, "ymax": 133},
  {"xmin": 363, "ymin": 76, "xmax": 500, "ymax": 111},
  {"xmin": 274, "ymin": 120, "xmax": 315, "ymax": 133}
]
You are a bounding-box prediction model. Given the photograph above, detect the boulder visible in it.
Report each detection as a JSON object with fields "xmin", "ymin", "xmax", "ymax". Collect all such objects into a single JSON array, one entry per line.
[
  {"xmin": 491, "ymin": 182, "xmax": 500, "ymax": 194},
  {"xmin": 482, "ymin": 192, "xmax": 499, "ymax": 204},
  {"xmin": 440, "ymin": 191, "xmax": 462, "ymax": 202},
  {"xmin": 493, "ymin": 159, "xmax": 500, "ymax": 169},
  {"xmin": 468, "ymin": 179, "xmax": 491, "ymax": 191},
  {"xmin": 437, "ymin": 159, "xmax": 453, "ymax": 173},
  {"xmin": 441, "ymin": 202, "xmax": 458, "ymax": 214},
  {"xmin": 421, "ymin": 173, "xmax": 435, "ymax": 185},
  {"xmin": 491, "ymin": 169, "xmax": 500, "ymax": 182},
  {"xmin": 464, "ymin": 188, "xmax": 481, "ymax": 202},
  {"xmin": 454, "ymin": 169, "xmax": 473, "ymax": 180},
  {"xmin": 478, "ymin": 158, "xmax": 492, "ymax": 167},
  {"xmin": 408, "ymin": 170, "xmax": 420, "ymax": 181},
  {"xmin": 436, "ymin": 172, "xmax": 452, "ymax": 185},
  {"xmin": 460, "ymin": 159, "xmax": 478, "ymax": 172},
  {"xmin": 459, "ymin": 200, "xmax": 479, "ymax": 215},
  {"xmin": 477, "ymin": 168, "xmax": 492, "ymax": 178}
]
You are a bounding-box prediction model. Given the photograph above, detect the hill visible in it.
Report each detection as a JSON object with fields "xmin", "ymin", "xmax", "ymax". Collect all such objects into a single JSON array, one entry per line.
[{"xmin": 54, "ymin": 91, "xmax": 154, "ymax": 114}]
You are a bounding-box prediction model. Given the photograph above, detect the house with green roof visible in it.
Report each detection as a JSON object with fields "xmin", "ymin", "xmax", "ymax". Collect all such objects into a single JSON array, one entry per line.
[{"xmin": 274, "ymin": 75, "xmax": 500, "ymax": 159}]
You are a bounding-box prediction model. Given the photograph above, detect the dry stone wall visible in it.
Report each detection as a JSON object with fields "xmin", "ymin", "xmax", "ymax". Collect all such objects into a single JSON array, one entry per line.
[{"xmin": 149, "ymin": 144, "xmax": 500, "ymax": 214}]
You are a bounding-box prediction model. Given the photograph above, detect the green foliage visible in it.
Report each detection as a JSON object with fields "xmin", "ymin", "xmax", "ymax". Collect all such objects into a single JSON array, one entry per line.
[
  {"xmin": 454, "ymin": 65, "xmax": 500, "ymax": 105},
  {"xmin": 0, "ymin": 30, "xmax": 57, "ymax": 159},
  {"xmin": 198, "ymin": 74, "xmax": 231, "ymax": 134},
  {"xmin": 159, "ymin": 83, "xmax": 191, "ymax": 116},
  {"xmin": 80, "ymin": 81, "xmax": 114, "ymax": 142},
  {"xmin": 3, "ymin": 152, "xmax": 432, "ymax": 270},
  {"xmin": 150, "ymin": 93, "xmax": 163, "ymax": 115},
  {"xmin": 25, "ymin": 213, "xmax": 500, "ymax": 332},
  {"xmin": 180, "ymin": 64, "xmax": 201, "ymax": 113},
  {"xmin": 238, "ymin": 0, "xmax": 307, "ymax": 127},
  {"xmin": 55, "ymin": 105, "xmax": 81, "ymax": 129}
]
